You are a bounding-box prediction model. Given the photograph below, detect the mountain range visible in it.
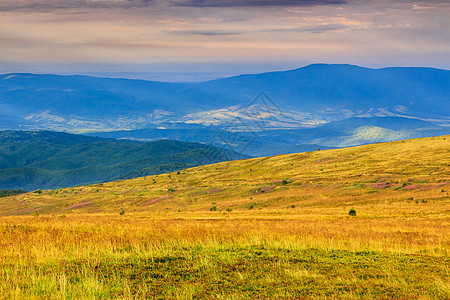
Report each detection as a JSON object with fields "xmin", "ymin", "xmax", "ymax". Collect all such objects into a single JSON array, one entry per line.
[{"xmin": 1, "ymin": 64, "xmax": 449, "ymax": 156}]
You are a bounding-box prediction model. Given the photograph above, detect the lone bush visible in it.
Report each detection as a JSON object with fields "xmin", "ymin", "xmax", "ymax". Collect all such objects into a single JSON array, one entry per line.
[
  {"xmin": 282, "ymin": 178, "xmax": 292, "ymax": 185},
  {"xmin": 348, "ymin": 209, "xmax": 357, "ymax": 216}
]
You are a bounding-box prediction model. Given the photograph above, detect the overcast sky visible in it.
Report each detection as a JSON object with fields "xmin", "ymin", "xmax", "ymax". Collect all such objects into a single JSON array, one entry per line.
[{"xmin": 1, "ymin": 0, "xmax": 449, "ymax": 79}]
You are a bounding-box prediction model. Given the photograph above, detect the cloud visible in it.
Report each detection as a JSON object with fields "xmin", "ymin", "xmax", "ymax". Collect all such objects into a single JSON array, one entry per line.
[
  {"xmin": 173, "ymin": 0, "xmax": 347, "ymax": 7},
  {"xmin": 265, "ymin": 24, "xmax": 348, "ymax": 34},
  {"xmin": 167, "ymin": 29, "xmax": 242, "ymax": 36},
  {"xmin": 1, "ymin": 0, "xmax": 449, "ymax": 71},
  {"xmin": 0, "ymin": 0, "xmax": 157, "ymax": 12}
]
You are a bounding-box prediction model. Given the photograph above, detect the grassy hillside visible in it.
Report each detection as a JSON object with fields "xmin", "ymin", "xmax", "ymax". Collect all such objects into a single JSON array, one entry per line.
[
  {"xmin": 3, "ymin": 135, "xmax": 448, "ymax": 216},
  {"xmin": 0, "ymin": 135, "xmax": 449, "ymax": 299},
  {"xmin": 0, "ymin": 130, "xmax": 247, "ymax": 190}
]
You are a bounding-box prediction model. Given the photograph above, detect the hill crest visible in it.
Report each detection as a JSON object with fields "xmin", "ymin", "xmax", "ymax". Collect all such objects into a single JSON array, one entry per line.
[{"xmin": 2, "ymin": 135, "xmax": 448, "ymax": 216}]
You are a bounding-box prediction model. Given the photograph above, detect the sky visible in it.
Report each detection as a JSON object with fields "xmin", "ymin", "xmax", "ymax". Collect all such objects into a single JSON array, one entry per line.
[{"xmin": 1, "ymin": 0, "xmax": 449, "ymax": 81}]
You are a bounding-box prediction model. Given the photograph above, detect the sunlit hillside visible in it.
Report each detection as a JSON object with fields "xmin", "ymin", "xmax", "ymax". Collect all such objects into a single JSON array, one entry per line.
[
  {"xmin": 1, "ymin": 135, "xmax": 449, "ymax": 299},
  {"xmin": 3, "ymin": 135, "xmax": 448, "ymax": 217}
]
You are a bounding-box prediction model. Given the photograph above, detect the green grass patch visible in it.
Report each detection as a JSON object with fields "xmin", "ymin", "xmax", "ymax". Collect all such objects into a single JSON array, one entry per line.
[{"xmin": 2, "ymin": 246, "xmax": 448, "ymax": 299}]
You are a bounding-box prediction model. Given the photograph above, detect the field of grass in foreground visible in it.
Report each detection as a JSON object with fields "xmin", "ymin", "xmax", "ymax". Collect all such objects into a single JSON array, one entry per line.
[
  {"xmin": 0, "ymin": 136, "xmax": 449, "ymax": 299},
  {"xmin": 1, "ymin": 214, "xmax": 449, "ymax": 299}
]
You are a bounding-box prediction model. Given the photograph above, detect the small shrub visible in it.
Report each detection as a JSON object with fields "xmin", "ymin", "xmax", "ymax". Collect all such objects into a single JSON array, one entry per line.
[
  {"xmin": 168, "ymin": 187, "xmax": 175, "ymax": 192},
  {"xmin": 119, "ymin": 208, "xmax": 125, "ymax": 215},
  {"xmin": 348, "ymin": 209, "xmax": 356, "ymax": 216},
  {"xmin": 249, "ymin": 204, "xmax": 255, "ymax": 210},
  {"xmin": 282, "ymin": 178, "xmax": 292, "ymax": 185},
  {"xmin": 210, "ymin": 206, "xmax": 217, "ymax": 211},
  {"xmin": 226, "ymin": 207, "xmax": 233, "ymax": 212},
  {"xmin": 177, "ymin": 171, "xmax": 181, "ymax": 175},
  {"xmin": 33, "ymin": 189, "xmax": 43, "ymax": 194}
]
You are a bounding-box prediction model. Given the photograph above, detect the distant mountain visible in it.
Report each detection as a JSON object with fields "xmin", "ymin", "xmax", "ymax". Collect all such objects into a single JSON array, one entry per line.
[
  {"xmin": 0, "ymin": 131, "xmax": 248, "ymax": 190},
  {"xmin": 1, "ymin": 64, "xmax": 449, "ymax": 132},
  {"xmin": 1, "ymin": 64, "xmax": 449, "ymax": 156}
]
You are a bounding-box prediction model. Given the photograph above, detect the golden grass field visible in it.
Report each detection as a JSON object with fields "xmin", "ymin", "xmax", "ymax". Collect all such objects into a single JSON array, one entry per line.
[{"xmin": 0, "ymin": 135, "xmax": 449, "ymax": 299}]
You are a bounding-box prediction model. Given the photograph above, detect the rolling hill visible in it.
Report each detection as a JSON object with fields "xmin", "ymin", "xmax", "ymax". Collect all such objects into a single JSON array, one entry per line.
[
  {"xmin": 2, "ymin": 134, "xmax": 448, "ymax": 215},
  {"xmin": 0, "ymin": 130, "xmax": 247, "ymax": 191},
  {"xmin": 1, "ymin": 135, "xmax": 448, "ymax": 299}
]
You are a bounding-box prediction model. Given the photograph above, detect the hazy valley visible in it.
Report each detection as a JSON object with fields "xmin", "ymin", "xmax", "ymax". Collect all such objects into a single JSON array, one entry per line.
[{"xmin": 1, "ymin": 64, "xmax": 449, "ymax": 156}]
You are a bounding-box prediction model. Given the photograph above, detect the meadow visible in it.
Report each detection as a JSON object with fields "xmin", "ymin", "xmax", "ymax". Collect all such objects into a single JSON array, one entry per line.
[{"xmin": 0, "ymin": 135, "xmax": 449, "ymax": 299}]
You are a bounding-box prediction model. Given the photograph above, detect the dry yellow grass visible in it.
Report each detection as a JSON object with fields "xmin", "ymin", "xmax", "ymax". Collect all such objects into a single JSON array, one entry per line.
[
  {"xmin": 2, "ymin": 135, "xmax": 448, "ymax": 216},
  {"xmin": 0, "ymin": 135, "xmax": 449, "ymax": 298}
]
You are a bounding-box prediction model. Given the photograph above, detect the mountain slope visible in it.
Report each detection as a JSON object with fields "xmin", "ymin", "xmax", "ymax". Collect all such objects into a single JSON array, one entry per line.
[
  {"xmin": 0, "ymin": 130, "xmax": 247, "ymax": 190},
  {"xmin": 1, "ymin": 64, "xmax": 449, "ymax": 133},
  {"xmin": 1, "ymin": 135, "xmax": 448, "ymax": 215},
  {"xmin": 267, "ymin": 116, "xmax": 450, "ymax": 148},
  {"xmin": 195, "ymin": 64, "xmax": 450, "ymax": 118}
]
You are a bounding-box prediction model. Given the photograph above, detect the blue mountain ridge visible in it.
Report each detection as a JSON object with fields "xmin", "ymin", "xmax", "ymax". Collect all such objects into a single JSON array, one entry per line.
[{"xmin": 1, "ymin": 64, "xmax": 449, "ymax": 156}]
